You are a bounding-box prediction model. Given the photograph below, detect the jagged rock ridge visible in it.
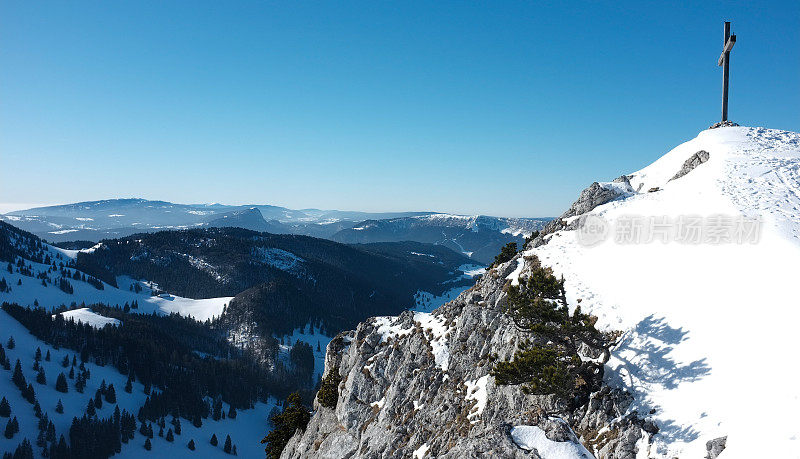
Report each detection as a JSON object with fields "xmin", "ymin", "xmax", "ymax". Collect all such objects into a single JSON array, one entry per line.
[{"xmin": 281, "ymin": 255, "xmax": 646, "ymax": 458}]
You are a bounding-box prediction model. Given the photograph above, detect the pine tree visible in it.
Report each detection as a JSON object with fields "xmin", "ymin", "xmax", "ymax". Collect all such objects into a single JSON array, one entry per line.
[
  {"xmin": 55, "ymin": 373, "xmax": 68, "ymax": 393},
  {"xmin": 187, "ymin": 439, "xmax": 196, "ymax": 451},
  {"xmin": 6, "ymin": 337, "xmax": 14, "ymax": 349},
  {"xmin": 223, "ymin": 435, "xmax": 232, "ymax": 454},
  {"xmin": 172, "ymin": 417, "xmax": 181, "ymax": 435},
  {"xmin": 35, "ymin": 348, "xmax": 42, "ymax": 361},
  {"xmin": 124, "ymin": 377, "xmax": 132, "ymax": 393},
  {"xmin": 12, "ymin": 360, "xmax": 25, "ymax": 389},
  {"xmin": 11, "ymin": 438, "xmax": 32, "ymax": 459},
  {"xmin": 94, "ymin": 389, "xmax": 103, "ymax": 409},
  {"xmin": 36, "ymin": 367, "xmax": 46, "ymax": 385},
  {"xmin": 212, "ymin": 399, "xmax": 222, "ymax": 421},
  {"xmin": 227, "ymin": 405, "xmax": 237, "ymax": 419},
  {"xmin": 86, "ymin": 398, "xmax": 96, "ymax": 416},
  {"xmin": 4, "ymin": 416, "xmax": 19, "ymax": 439},
  {"xmin": 46, "ymin": 421, "xmax": 55, "ymax": 443},
  {"xmin": 23, "ymin": 383, "xmax": 36, "ymax": 404},
  {"xmin": 105, "ymin": 384, "xmax": 116, "ymax": 403},
  {"xmin": 210, "ymin": 433, "xmax": 218, "ymax": 446},
  {"xmin": 55, "ymin": 399, "xmax": 64, "ymax": 414},
  {"xmin": 158, "ymin": 426, "xmax": 164, "ymax": 437},
  {"xmin": 262, "ymin": 393, "xmax": 311, "ymax": 459},
  {"xmin": 166, "ymin": 428, "xmax": 174, "ymax": 442},
  {"xmin": 0, "ymin": 397, "xmax": 10, "ymax": 417},
  {"xmin": 45, "ymin": 350, "xmax": 50, "ymax": 361},
  {"xmin": 61, "ymin": 355, "xmax": 69, "ymax": 368},
  {"xmin": 68, "ymin": 367, "xmax": 74, "ymax": 379},
  {"xmin": 232, "ymin": 445, "xmax": 237, "ymax": 456},
  {"xmin": 492, "ymin": 241, "xmax": 518, "ymax": 267},
  {"xmin": 144, "ymin": 438, "xmax": 152, "ymax": 451}
]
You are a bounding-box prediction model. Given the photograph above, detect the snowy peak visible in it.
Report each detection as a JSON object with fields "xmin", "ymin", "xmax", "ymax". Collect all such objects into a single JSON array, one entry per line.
[
  {"xmin": 284, "ymin": 125, "xmax": 800, "ymax": 459},
  {"xmin": 524, "ymin": 126, "xmax": 800, "ymax": 457}
]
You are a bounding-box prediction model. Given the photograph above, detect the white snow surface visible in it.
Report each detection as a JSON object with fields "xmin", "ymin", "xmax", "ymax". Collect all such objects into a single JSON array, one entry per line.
[
  {"xmin": 56, "ymin": 308, "xmax": 121, "ymax": 328},
  {"xmin": 413, "ymin": 311, "xmax": 451, "ymax": 371},
  {"xmin": 510, "ymin": 423, "xmax": 594, "ymax": 458},
  {"xmin": 0, "ymin": 308, "xmax": 278, "ymax": 458},
  {"xmin": 516, "ymin": 126, "xmax": 800, "ymax": 458},
  {"xmin": 412, "ymin": 443, "xmax": 430, "ymax": 458},
  {"xmin": 0, "ymin": 258, "xmax": 232, "ymax": 322},
  {"xmin": 464, "ymin": 375, "xmax": 489, "ymax": 424}
]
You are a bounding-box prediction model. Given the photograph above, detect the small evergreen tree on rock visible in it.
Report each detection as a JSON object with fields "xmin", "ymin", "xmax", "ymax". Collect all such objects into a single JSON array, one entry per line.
[
  {"xmin": 317, "ymin": 368, "xmax": 341, "ymax": 409},
  {"xmin": 491, "ymin": 242, "xmax": 518, "ymax": 267},
  {"xmin": 261, "ymin": 392, "xmax": 310, "ymax": 459},
  {"xmin": 491, "ymin": 257, "xmax": 616, "ymax": 407}
]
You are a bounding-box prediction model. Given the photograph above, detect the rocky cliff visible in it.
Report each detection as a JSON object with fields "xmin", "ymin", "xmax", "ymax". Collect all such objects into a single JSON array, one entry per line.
[
  {"xmin": 280, "ymin": 252, "xmax": 649, "ymax": 458},
  {"xmin": 282, "ymin": 126, "xmax": 800, "ymax": 458}
]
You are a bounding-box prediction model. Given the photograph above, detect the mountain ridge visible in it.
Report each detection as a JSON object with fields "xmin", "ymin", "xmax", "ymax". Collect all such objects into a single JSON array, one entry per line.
[{"xmin": 280, "ymin": 125, "xmax": 800, "ymax": 458}]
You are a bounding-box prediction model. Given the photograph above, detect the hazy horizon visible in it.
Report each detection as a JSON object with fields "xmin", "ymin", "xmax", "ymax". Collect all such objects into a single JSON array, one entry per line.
[
  {"xmin": 2, "ymin": 1, "xmax": 798, "ymax": 217},
  {"xmin": 0, "ymin": 198, "xmax": 553, "ymax": 219}
]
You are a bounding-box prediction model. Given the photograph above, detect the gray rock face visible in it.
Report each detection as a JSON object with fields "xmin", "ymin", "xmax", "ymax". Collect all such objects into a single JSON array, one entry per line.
[
  {"xmin": 281, "ymin": 255, "xmax": 649, "ymax": 458},
  {"xmin": 529, "ymin": 176, "xmax": 632, "ymax": 248},
  {"xmin": 708, "ymin": 120, "xmax": 739, "ymax": 129},
  {"xmin": 670, "ymin": 150, "xmax": 710, "ymax": 181},
  {"xmin": 705, "ymin": 436, "xmax": 727, "ymax": 459}
]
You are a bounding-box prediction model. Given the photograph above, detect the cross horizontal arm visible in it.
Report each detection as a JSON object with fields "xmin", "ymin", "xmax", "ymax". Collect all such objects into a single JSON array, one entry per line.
[{"xmin": 718, "ymin": 35, "xmax": 736, "ymax": 66}]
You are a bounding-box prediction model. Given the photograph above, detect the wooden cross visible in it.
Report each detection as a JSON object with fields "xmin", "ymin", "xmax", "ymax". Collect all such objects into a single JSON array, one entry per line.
[{"xmin": 718, "ymin": 21, "xmax": 737, "ymax": 122}]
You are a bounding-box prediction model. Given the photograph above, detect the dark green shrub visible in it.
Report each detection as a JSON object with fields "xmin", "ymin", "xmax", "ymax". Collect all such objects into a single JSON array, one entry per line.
[
  {"xmin": 317, "ymin": 369, "xmax": 341, "ymax": 409},
  {"xmin": 261, "ymin": 392, "xmax": 310, "ymax": 459},
  {"xmin": 492, "ymin": 242, "xmax": 518, "ymax": 267},
  {"xmin": 492, "ymin": 259, "xmax": 612, "ymax": 405}
]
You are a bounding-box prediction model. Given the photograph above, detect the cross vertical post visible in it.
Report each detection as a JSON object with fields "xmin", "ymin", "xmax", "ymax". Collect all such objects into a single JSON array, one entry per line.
[{"xmin": 718, "ymin": 21, "xmax": 736, "ymax": 122}]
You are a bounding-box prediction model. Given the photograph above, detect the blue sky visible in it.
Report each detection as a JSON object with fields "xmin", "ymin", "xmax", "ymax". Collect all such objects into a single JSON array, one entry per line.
[{"xmin": 1, "ymin": 1, "xmax": 798, "ymax": 217}]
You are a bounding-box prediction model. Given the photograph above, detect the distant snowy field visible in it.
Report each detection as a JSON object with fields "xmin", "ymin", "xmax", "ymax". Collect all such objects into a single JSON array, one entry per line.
[
  {"xmin": 0, "ymin": 250, "xmax": 233, "ymax": 322},
  {"xmin": 57, "ymin": 308, "xmax": 121, "ymax": 328},
  {"xmin": 0, "ymin": 307, "xmax": 277, "ymax": 458},
  {"xmin": 511, "ymin": 127, "xmax": 800, "ymax": 458}
]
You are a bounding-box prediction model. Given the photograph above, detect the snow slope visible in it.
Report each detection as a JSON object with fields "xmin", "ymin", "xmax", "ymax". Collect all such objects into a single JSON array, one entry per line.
[
  {"xmin": 56, "ymin": 308, "xmax": 121, "ymax": 328},
  {"xmin": 0, "ymin": 308, "xmax": 277, "ymax": 458},
  {"xmin": 514, "ymin": 126, "xmax": 800, "ymax": 457},
  {"xmin": 0, "ymin": 254, "xmax": 232, "ymax": 322}
]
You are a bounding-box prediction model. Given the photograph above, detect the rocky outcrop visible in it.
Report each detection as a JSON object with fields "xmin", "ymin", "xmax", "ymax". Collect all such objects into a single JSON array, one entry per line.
[
  {"xmin": 705, "ymin": 436, "xmax": 727, "ymax": 459},
  {"xmin": 670, "ymin": 150, "xmax": 710, "ymax": 181},
  {"xmin": 280, "ymin": 255, "xmax": 651, "ymax": 458},
  {"xmin": 528, "ymin": 176, "xmax": 632, "ymax": 248},
  {"xmin": 708, "ymin": 120, "xmax": 739, "ymax": 129}
]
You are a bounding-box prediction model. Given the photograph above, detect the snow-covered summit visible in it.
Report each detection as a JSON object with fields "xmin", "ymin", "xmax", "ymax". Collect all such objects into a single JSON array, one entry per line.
[{"xmin": 520, "ymin": 126, "xmax": 800, "ymax": 457}]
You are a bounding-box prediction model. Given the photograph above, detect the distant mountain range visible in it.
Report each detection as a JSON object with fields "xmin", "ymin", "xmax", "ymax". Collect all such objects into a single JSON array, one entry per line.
[{"xmin": 0, "ymin": 199, "xmax": 550, "ymax": 264}]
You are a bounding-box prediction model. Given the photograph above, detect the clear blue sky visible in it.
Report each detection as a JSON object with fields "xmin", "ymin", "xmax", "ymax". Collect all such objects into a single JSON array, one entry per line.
[{"xmin": 1, "ymin": 1, "xmax": 798, "ymax": 217}]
